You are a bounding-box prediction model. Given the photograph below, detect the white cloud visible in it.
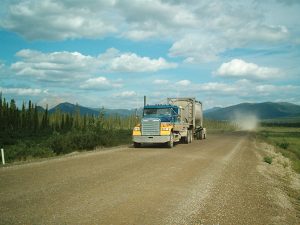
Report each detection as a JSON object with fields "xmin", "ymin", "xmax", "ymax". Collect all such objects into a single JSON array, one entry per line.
[
  {"xmin": 100, "ymin": 48, "xmax": 177, "ymax": 72},
  {"xmin": 0, "ymin": 0, "xmax": 198, "ymax": 41},
  {"xmin": 113, "ymin": 91, "xmax": 137, "ymax": 97},
  {"xmin": 0, "ymin": 87, "xmax": 42, "ymax": 96},
  {"xmin": 168, "ymin": 23, "xmax": 289, "ymax": 63},
  {"xmin": 153, "ymin": 78, "xmax": 300, "ymax": 103},
  {"xmin": 119, "ymin": 0, "xmax": 198, "ymax": 40},
  {"xmin": 0, "ymin": 1, "xmax": 296, "ymax": 67},
  {"xmin": 167, "ymin": 2, "xmax": 290, "ymax": 63},
  {"xmin": 235, "ymin": 25, "xmax": 289, "ymax": 43},
  {"xmin": 122, "ymin": 30, "xmax": 160, "ymax": 41},
  {"xmin": 0, "ymin": 1, "xmax": 291, "ymax": 46},
  {"xmin": 254, "ymin": 83, "xmax": 298, "ymax": 96},
  {"xmin": 1, "ymin": 0, "xmax": 117, "ymax": 40},
  {"xmin": 199, "ymin": 82, "xmax": 236, "ymax": 93},
  {"xmin": 149, "ymin": 77, "xmax": 300, "ymax": 109},
  {"xmin": 176, "ymin": 80, "xmax": 191, "ymax": 86},
  {"xmin": 169, "ymin": 34, "xmax": 228, "ymax": 63},
  {"xmin": 80, "ymin": 77, "xmax": 122, "ymax": 90},
  {"xmin": 10, "ymin": 48, "xmax": 177, "ymax": 82},
  {"xmin": 202, "ymin": 80, "xmax": 300, "ymax": 100},
  {"xmin": 153, "ymin": 79, "xmax": 169, "ymax": 84},
  {"xmin": 215, "ymin": 59, "xmax": 281, "ymax": 80},
  {"xmin": 11, "ymin": 49, "xmax": 98, "ymax": 81}
]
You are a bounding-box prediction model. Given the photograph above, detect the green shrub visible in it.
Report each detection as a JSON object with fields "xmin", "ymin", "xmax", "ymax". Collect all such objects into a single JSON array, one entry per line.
[
  {"xmin": 277, "ymin": 140, "xmax": 289, "ymax": 149},
  {"xmin": 46, "ymin": 129, "xmax": 132, "ymax": 155},
  {"xmin": 2, "ymin": 126, "xmax": 132, "ymax": 162},
  {"xmin": 264, "ymin": 156, "xmax": 273, "ymax": 164},
  {"xmin": 47, "ymin": 132, "xmax": 71, "ymax": 154},
  {"xmin": 5, "ymin": 142, "xmax": 54, "ymax": 162}
]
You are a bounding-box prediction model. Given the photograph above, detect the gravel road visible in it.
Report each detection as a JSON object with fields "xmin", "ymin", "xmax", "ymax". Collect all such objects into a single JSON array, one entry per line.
[{"xmin": 0, "ymin": 133, "xmax": 298, "ymax": 225}]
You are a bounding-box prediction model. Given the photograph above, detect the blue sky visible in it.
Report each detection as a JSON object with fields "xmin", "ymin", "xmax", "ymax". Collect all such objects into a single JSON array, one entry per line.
[{"xmin": 0, "ymin": 0, "xmax": 299, "ymax": 109}]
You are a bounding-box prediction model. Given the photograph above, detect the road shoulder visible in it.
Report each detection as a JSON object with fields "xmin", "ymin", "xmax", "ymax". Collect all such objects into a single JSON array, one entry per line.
[
  {"xmin": 255, "ymin": 139, "xmax": 300, "ymax": 224},
  {"xmin": 187, "ymin": 134, "xmax": 300, "ymax": 225}
]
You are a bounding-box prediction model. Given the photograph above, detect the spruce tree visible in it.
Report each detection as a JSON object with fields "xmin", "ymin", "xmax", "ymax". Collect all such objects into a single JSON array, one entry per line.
[
  {"xmin": 21, "ymin": 102, "xmax": 26, "ymax": 129},
  {"xmin": 33, "ymin": 104, "xmax": 39, "ymax": 132}
]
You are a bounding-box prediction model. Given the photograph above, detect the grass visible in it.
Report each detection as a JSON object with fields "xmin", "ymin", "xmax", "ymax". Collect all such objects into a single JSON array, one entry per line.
[{"xmin": 257, "ymin": 126, "xmax": 300, "ymax": 173}]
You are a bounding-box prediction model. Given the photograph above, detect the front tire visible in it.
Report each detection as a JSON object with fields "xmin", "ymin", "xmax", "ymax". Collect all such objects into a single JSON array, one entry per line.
[
  {"xmin": 133, "ymin": 142, "xmax": 141, "ymax": 148},
  {"xmin": 167, "ymin": 133, "xmax": 174, "ymax": 148}
]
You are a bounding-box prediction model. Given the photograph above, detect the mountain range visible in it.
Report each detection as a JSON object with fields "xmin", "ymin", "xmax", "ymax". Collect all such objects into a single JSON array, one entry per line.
[
  {"xmin": 43, "ymin": 102, "xmax": 300, "ymax": 121},
  {"xmin": 204, "ymin": 102, "xmax": 300, "ymax": 120},
  {"xmin": 48, "ymin": 102, "xmax": 139, "ymax": 117}
]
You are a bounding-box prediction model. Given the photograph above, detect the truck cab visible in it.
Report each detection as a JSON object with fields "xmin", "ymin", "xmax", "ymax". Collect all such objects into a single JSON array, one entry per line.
[{"xmin": 132, "ymin": 104, "xmax": 179, "ymax": 148}]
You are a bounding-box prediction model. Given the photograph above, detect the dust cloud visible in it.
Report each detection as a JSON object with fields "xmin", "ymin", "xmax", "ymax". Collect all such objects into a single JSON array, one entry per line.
[{"xmin": 231, "ymin": 112, "xmax": 258, "ymax": 131}]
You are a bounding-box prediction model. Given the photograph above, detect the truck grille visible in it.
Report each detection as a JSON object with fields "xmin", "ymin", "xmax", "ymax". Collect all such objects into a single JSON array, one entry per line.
[{"xmin": 141, "ymin": 119, "xmax": 160, "ymax": 136}]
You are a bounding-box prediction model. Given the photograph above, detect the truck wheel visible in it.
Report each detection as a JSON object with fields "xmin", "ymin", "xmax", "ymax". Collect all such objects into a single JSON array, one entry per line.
[
  {"xmin": 203, "ymin": 133, "xmax": 206, "ymax": 139},
  {"xmin": 196, "ymin": 131, "xmax": 201, "ymax": 140},
  {"xmin": 184, "ymin": 130, "xmax": 190, "ymax": 144},
  {"xmin": 167, "ymin": 133, "xmax": 174, "ymax": 148},
  {"xmin": 183, "ymin": 136, "xmax": 188, "ymax": 144},
  {"xmin": 133, "ymin": 142, "xmax": 141, "ymax": 148}
]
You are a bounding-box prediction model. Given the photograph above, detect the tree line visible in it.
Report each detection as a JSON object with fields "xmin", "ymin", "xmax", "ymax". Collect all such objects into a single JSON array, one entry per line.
[
  {"xmin": 0, "ymin": 96, "xmax": 49, "ymax": 135},
  {"xmin": 0, "ymin": 95, "xmax": 138, "ymax": 161},
  {"xmin": 0, "ymin": 94, "xmax": 138, "ymax": 136}
]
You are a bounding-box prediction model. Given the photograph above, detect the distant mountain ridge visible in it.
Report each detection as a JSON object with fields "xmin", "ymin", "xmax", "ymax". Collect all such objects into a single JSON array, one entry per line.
[
  {"xmin": 204, "ymin": 102, "xmax": 300, "ymax": 120},
  {"xmin": 203, "ymin": 107, "xmax": 222, "ymax": 114},
  {"xmin": 49, "ymin": 102, "xmax": 99, "ymax": 116},
  {"xmin": 48, "ymin": 102, "xmax": 139, "ymax": 117},
  {"xmin": 43, "ymin": 101, "xmax": 300, "ymax": 120}
]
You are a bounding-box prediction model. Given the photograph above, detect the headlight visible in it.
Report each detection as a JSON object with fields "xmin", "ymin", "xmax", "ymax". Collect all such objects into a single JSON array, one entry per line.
[
  {"xmin": 134, "ymin": 127, "xmax": 140, "ymax": 131},
  {"xmin": 161, "ymin": 127, "xmax": 170, "ymax": 131}
]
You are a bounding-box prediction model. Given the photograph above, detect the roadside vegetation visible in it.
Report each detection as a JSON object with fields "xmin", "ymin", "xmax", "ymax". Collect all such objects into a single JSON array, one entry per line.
[
  {"xmin": 204, "ymin": 119, "xmax": 238, "ymax": 132},
  {"xmin": 0, "ymin": 96, "xmax": 137, "ymax": 163},
  {"xmin": 205, "ymin": 117, "xmax": 300, "ymax": 173},
  {"xmin": 257, "ymin": 121, "xmax": 300, "ymax": 173}
]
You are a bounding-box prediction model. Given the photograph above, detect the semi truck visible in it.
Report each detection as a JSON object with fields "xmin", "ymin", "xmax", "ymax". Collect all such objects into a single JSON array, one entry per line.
[{"xmin": 132, "ymin": 97, "xmax": 206, "ymax": 148}]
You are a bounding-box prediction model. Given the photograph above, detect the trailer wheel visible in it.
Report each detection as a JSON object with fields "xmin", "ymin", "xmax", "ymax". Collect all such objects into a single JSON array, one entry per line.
[
  {"xmin": 187, "ymin": 130, "xmax": 193, "ymax": 143},
  {"xmin": 133, "ymin": 142, "xmax": 141, "ymax": 148}
]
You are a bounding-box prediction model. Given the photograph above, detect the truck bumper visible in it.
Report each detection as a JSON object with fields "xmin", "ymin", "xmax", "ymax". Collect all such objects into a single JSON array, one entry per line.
[{"xmin": 133, "ymin": 135, "xmax": 170, "ymax": 143}]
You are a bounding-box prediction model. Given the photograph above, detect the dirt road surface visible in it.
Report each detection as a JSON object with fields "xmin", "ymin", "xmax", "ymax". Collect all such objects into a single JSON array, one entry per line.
[{"xmin": 0, "ymin": 133, "xmax": 299, "ymax": 225}]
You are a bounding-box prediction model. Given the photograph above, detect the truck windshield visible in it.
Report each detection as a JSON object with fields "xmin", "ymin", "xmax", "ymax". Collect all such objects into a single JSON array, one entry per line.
[{"xmin": 144, "ymin": 108, "xmax": 171, "ymax": 116}]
